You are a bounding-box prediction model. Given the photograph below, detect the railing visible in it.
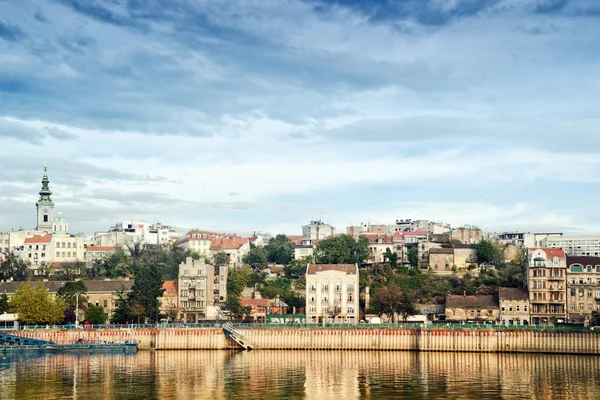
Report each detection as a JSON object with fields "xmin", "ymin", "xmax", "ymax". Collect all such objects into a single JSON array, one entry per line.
[{"xmin": 2, "ymin": 322, "xmax": 596, "ymax": 331}]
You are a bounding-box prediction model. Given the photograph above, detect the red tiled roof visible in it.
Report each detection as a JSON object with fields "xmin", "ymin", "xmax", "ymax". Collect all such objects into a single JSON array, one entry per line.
[
  {"xmin": 24, "ymin": 235, "xmax": 52, "ymax": 244},
  {"xmin": 162, "ymin": 280, "xmax": 178, "ymax": 294},
  {"xmin": 529, "ymin": 248, "xmax": 566, "ymax": 259},
  {"xmin": 361, "ymin": 234, "xmax": 394, "ymax": 245},
  {"xmin": 211, "ymin": 237, "xmax": 249, "ymax": 250},
  {"xmin": 307, "ymin": 264, "xmax": 357, "ymax": 275},
  {"xmin": 240, "ymin": 298, "xmax": 270, "ymax": 308},
  {"xmin": 87, "ymin": 246, "xmax": 116, "ymax": 252},
  {"xmin": 288, "ymin": 235, "xmax": 303, "ymax": 246}
]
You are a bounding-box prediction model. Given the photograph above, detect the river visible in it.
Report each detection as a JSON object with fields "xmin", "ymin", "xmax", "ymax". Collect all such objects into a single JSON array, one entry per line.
[{"xmin": 0, "ymin": 351, "xmax": 599, "ymax": 399}]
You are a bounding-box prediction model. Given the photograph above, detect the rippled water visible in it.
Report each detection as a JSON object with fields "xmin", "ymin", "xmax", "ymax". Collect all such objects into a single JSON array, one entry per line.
[{"xmin": 1, "ymin": 351, "xmax": 599, "ymax": 399}]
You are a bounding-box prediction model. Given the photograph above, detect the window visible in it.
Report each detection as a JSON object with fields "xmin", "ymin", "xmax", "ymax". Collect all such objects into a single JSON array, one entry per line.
[
  {"xmin": 67, "ymin": 252, "xmax": 71, "ymax": 257},
  {"xmin": 347, "ymin": 283, "xmax": 354, "ymax": 292},
  {"xmin": 570, "ymin": 264, "xmax": 583, "ymax": 272},
  {"xmin": 56, "ymin": 252, "xmax": 60, "ymax": 258},
  {"xmin": 335, "ymin": 293, "xmax": 341, "ymax": 302},
  {"xmin": 501, "ymin": 306, "xmax": 505, "ymax": 312},
  {"xmin": 310, "ymin": 285, "xmax": 316, "ymax": 292},
  {"xmin": 335, "ymin": 284, "xmax": 341, "ymax": 292},
  {"xmin": 322, "ymin": 284, "xmax": 329, "ymax": 291},
  {"xmin": 347, "ymin": 306, "xmax": 354, "ymax": 313},
  {"xmin": 41, "ymin": 253, "xmax": 45, "ymax": 258},
  {"xmin": 509, "ymin": 306, "xmax": 513, "ymax": 312},
  {"xmin": 524, "ymin": 306, "xmax": 528, "ymax": 312},
  {"xmin": 43, "ymin": 215, "xmax": 48, "ymax": 222},
  {"xmin": 348, "ymin": 293, "xmax": 353, "ymax": 302},
  {"xmin": 516, "ymin": 305, "xmax": 520, "ymax": 312},
  {"xmin": 184, "ymin": 270, "xmax": 189, "ymax": 276},
  {"xmin": 61, "ymin": 252, "xmax": 65, "ymax": 257},
  {"xmin": 182, "ymin": 290, "xmax": 188, "ymax": 297},
  {"xmin": 470, "ymin": 310, "xmax": 474, "ymax": 317},
  {"xmin": 571, "ymin": 289, "xmax": 576, "ymax": 296},
  {"xmin": 104, "ymin": 300, "xmax": 108, "ymax": 307}
]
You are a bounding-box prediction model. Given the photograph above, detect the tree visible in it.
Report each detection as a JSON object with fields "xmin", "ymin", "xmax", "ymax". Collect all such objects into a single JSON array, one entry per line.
[
  {"xmin": 476, "ymin": 239, "xmax": 497, "ymax": 263},
  {"xmin": 56, "ymin": 281, "xmax": 88, "ymax": 322},
  {"xmin": 243, "ymin": 246, "xmax": 268, "ymax": 270},
  {"xmin": 397, "ymin": 291, "xmax": 418, "ymax": 321},
  {"xmin": 284, "ymin": 257, "xmax": 311, "ymax": 279},
  {"xmin": 8, "ymin": 281, "xmax": 64, "ymax": 325},
  {"xmin": 0, "ymin": 293, "xmax": 8, "ymax": 314},
  {"xmin": 407, "ymin": 247, "xmax": 419, "ymax": 268},
  {"xmin": 384, "ymin": 248, "xmax": 398, "ymax": 269},
  {"xmin": 222, "ymin": 297, "xmax": 252, "ymax": 320},
  {"xmin": 227, "ymin": 264, "xmax": 253, "ymax": 299},
  {"xmin": 314, "ymin": 234, "xmax": 370, "ymax": 265},
  {"xmin": 265, "ymin": 234, "xmax": 295, "ymax": 265},
  {"xmin": 0, "ymin": 252, "xmax": 29, "ymax": 281},
  {"xmin": 111, "ymin": 289, "xmax": 134, "ymax": 324},
  {"xmin": 369, "ymin": 284, "xmax": 402, "ymax": 320},
  {"xmin": 85, "ymin": 305, "xmax": 107, "ymax": 324},
  {"xmin": 211, "ymin": 251, "xmax": 231, "ymax": 271},
  {"xmin": 128, "ymin": 265, "xmax": 165, "ymax": 323}
]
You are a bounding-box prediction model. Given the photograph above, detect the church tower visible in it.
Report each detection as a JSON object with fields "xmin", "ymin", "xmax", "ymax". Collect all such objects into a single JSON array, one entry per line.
[{"xmin": 36, "ymin": 162, "xmax": 54, "ymax": 232}]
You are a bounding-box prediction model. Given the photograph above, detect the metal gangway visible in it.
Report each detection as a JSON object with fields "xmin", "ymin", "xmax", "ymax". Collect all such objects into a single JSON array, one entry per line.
[
  {"xmin": 0, "ymin": 332, "xmax": 52, "ymax": 346},
  {"xmin": 222, "ymin": 323, "xmax": 256, "ymax": 351}
]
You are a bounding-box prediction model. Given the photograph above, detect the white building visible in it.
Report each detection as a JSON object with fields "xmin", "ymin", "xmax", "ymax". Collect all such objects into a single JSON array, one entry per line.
[
  {"xmin": 545, "ymin": 235, "xmax": 600, "ymax": 257},
  {"xmin": 97, "ymin": 221, "xmax": 179, "ymax": 246},
  {"xmin": 305, "ymin": 263, "xmax": 359, "ymax": 324},
  {"xmin": 302, "ymin": 220, "xmax": 335, "ymax": 245}
]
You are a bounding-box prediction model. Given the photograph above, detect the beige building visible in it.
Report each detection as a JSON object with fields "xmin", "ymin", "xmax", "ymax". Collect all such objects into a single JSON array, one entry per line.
[
  {"xmin": 451, "ymin": 227, "xmax": 483, "ymax": 245},
  {"xmin": 363, "ymin": 234, "xmax": 395, "ymax": 264},
  {"xmin": 428, "ymin": 248, "xmax": 455, "ymax": 273},
  {"xmin": 452, "ymin": 245, "xmax": 478, "ymax": 270},
  {"xmin": 565, "ymin": 256, "xmax": 600, "ymax": 324},
  {"xmin": 178, "ymin": 257, "xmax": 227, "ymax": 323},
  {"xmin": 210, "ymin": 236, "xmax": 250, "ymax": 267},
  {"xmin": 302, "ymin": 220, "xmax": 335, "ymax": 245},
  {"xmin": 160, "ymin": 280, "xmax": 179, "ymax": 321},
  {"xmin": 526, "ymin": 248, "xmax": 567, "ymax": 325},
  {"xmin": 306, "ymin": 264, "xmax": 359, "ymax": 324},
  {"xmin": 498, "ymin": 287, "xmax": 530, "ymax": 326},
  {"xmin": 85, "ymin": 246, "xmax": 118, "ymax": 264},
  {"xmin": 445, "ymin": 294, "xmax": 499, "ymax": 323}
]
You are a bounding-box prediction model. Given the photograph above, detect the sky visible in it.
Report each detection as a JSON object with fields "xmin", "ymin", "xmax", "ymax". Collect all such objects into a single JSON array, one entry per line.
[{"xmin": 1, "ymin": 0, "xmax": 600, "ymax": 237}]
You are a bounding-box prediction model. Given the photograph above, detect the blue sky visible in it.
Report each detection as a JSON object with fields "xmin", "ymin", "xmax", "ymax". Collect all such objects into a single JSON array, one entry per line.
[{"xmin": 1, "ymin": 0, "xmax": 600, "ymax": 236}]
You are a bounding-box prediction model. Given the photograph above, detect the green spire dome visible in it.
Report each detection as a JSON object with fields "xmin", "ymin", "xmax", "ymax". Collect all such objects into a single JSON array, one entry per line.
[{"xmin": 38, "ymin": 161, "xmax": 53, "ymax": 203}]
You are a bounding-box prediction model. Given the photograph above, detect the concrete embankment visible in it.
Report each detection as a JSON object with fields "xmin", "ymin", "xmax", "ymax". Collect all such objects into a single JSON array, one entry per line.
[{"xmin": 12, "ymin": 328, "xmax": 600, "ymax": 354}]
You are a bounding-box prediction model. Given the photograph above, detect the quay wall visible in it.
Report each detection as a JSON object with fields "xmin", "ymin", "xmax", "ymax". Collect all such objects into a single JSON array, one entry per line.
[{"xmin": 11, "ymin": 328, "xmax": 600, "ymax": 354}]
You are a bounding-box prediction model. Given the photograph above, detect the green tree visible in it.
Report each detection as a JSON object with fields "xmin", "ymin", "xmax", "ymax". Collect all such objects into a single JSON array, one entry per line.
[
  {"xmin": 211, "ymin": 251, "xmax": 231, "ymax": 270},
  {"xmin": 0, "ymin": 252, "xmax": 29, "ymax": 281},
  {"xmin": 85, "ymin": 305, "xmax": 107, "ymax": 324},
  {"xmin": 57, "ymin": 280, "xmax": 89, "ymax": 323},
  {"xmin": 227, "ymin": 264, "xmax": 253, "ymax": 299},
  {"xmin": 314, "ymin": 234, "xmax": 369, "ymax": 265},
  {"xmin": 407, "ymin": 247, "xmax": 419, "ymax": 268},
  {"xmin": 243, "ymin": 246, "xmax": 268, "ymax": 270},
  {"xmin": 397, "ymin": 291, "xmax": 418, "ymax": 321},
  {"xmin": 8, "ymin": 281, "xmax": 64, "ymax": 325},
  {"xmin": 369, "ymin": 283, "xmax": 402, "ymax": 319},
  {"xmin": 284, "ymin": 257, "xmax": 311, "ymax": 279},
  {"xmin": 384, "ymin": 248, "xmax": 398, "ymax": 269},
  {"xmin": 476, "ymin": 239, "xmax": 496, "ymax": 263},
  {"xmin": 111, "ymin": 289, "xmax": 134, "ymax": 324},
  {"xmin": 265, "ymin": 234, "xmax": 295, "ymax": 265},
  {"xmin": 127, "ymin": 265, "xmax": 165, "ymax": 323},
  {"xmin": 0, "ymin": 293, "xmax": 8, "ymax": 314}
]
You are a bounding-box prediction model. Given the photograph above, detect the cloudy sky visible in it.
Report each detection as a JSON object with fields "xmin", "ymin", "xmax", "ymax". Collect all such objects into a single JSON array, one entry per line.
[{"xmin": 1, "ymin": 0, "xmax": 600, "ymax": 237}]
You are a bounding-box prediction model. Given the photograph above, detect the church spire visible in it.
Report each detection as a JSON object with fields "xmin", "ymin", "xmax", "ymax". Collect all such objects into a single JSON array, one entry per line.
[{"xmin": 38, "ymin": 161, "xmax": 53, "ymax": 203}]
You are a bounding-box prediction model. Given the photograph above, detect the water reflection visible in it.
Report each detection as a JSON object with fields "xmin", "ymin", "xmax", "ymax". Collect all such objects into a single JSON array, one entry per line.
[{"xmin": 0, "ymin": 351, "xmax": 599, "ymax": 399}]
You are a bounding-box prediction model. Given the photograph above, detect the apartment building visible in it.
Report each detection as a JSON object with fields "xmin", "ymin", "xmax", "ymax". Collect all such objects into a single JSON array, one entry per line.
[
  {"xmin": 565, "ymin": 256, "xmax": 600, "ymax": 324},
  {"xmin": 178, "ymin": 257, "xmax": 227, "ymax": 323},
  {"xmin": 525, "ymin": 248, "xmax": 567, "ymax": 325},
  {"xmin": 305, "ymin": 264, "xmax": 359, "ymax": 324},
  {"xmin": 498, "ymin": 287, "xmax": 530, "ymax": 326}
]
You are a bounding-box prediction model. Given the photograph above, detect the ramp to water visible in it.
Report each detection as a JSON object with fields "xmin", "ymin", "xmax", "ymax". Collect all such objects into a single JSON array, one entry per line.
[
  {"xmin": 0, "ymin": 332, "xmax": 52, "ymax": 345},
  {"xmin": 222, "ymin": 323, "xmax": 256, "ymax": 350}
]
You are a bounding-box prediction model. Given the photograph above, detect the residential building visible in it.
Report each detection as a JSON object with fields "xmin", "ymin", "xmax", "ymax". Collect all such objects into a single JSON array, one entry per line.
[
  {"xmin": 302, "ymin": 220, "xmax": 335, "ymax": 245},
  {"xmin": 363, "ymin": 234, "xmax": 395, "ymax": 264},
  {"xmin": 445, "ymin": 294, "xmax": 499, "ymax": 323},
  {"xmin": 452, "ymin": 245, "xmax": 479, "ymax": 270},
  {"xmin": 306, "ymin": 264, "xmax": 359, "ymax": 324},
  {"xmin": 97, "ymin": 221, "xmax": 179, "ymax": 246},
  {"xmin": 524, "ymin": 233, "xmax": 562, "ymax": 249},
  {"xmin": 210, "ymin": 236, "xmax": 250, "ymax": 267},
  {"xmin": 565, "ymin": 256, "xmax": 600, "ymax": 324},
  {"xmin": 546, "ymin": 235, "xmax": 600, "ymax": 257},
  {"xmin": 0, "ymin": 280, "xmax": 133, "ymax": 320},
  {"xmin": 498, "ymin": 287, "xmax": 530, "ymax": 326},
  {"xmin": 85, "ymin": 246, "xmax": 118, "ymax": 264},
  {"xmin": 239, "ymin": 298, "xmax": 289, "ymax": 322},
  {"xmin": 525, "ymin": 248, "xmax": 567, "ymax": 325},
  {"xmin": 428, "ymin": 248, "xmax": 455, "ymax": 273},
  {"xmin": 451, "ymin": 226, "xmax": 483, "ymax": 245},
  {"xmin": 159, "ymin": 280, "xmax": 179, "ymax": 321},
  {"xmin": 92, "ymin": 231, "xmax": 134, "ymax": 248},
  {"xmin": 178, "ymin": 257, "xmax": 227, "ymax": 322}
]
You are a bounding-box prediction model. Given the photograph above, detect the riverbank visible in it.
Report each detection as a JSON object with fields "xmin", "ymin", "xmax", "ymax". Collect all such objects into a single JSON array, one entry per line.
[{"xmin": 8, "ymin": 327, "xmax": 600, "ymax": 354}]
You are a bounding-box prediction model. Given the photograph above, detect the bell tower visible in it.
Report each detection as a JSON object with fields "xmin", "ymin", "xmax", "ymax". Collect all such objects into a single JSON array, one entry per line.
[{"xmin": 36, "ymin": 161, "xmax": 55, "ymax": 232}]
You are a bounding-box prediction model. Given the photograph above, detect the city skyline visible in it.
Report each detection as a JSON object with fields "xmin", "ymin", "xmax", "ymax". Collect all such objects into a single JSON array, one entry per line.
[{"xmin": 2, "ymin": 1, "xmax": 600, "ymax": 236}]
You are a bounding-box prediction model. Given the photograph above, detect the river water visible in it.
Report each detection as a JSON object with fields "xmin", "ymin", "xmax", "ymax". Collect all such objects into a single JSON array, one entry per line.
[{"xmin": 0, "ymin": 351, "xmax": 599, "ymax": 399}]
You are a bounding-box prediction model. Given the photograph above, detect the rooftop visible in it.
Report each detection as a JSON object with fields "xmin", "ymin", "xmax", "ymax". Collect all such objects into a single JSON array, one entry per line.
[
  {"xmin": 498, "ymin": 287, "xmax": 528, "ymax": 301},
  {"xmin": 24, "ymin": 235, "xmax": 53, "ymax": 244},
  {"xmin": 307, "ymin": 264, "xmax": 357, "ymax": 275},
  {"xmin": 446, "ymin": 294, "xmax": 498, "ymax": 308}
]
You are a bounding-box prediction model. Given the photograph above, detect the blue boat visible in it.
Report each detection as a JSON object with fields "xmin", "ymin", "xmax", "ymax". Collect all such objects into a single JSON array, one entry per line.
[{"xmin": 0, "ymin": 332, "xmax": 138, "ymax": 353}]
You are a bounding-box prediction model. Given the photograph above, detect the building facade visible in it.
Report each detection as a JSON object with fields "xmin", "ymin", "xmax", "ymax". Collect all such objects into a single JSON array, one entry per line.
[
  {"xmin": 525, "ymin": 248, "xmax": 567, "ymax": 325},
  {"xmin": 428, "ymin": 248, "xmax": 455, "ymax": 273},
  {"xmin": 545, "ymin": 235, "xmax": 600, "ymax": 257},
  {"xmin": 565, "ymin": 256, "xmax": 600, "ymax": 324},
  {"xmin": 305, "ymin": 264, "xmax": 359, "ymax": 324},
  {"xmin": 445, "ymin": 294, "xmax": 499, "ymax": 323},
  {"xmin": 178, "ymin": 257, "xmax": 227, "ymax": 323},
  {"xmin": 302, "ymin": 220, "xmax": 335, "ymax": 244},
  {"xmin": 498, "ymin": 287, "xmax": 530, "ymax": 326}
]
